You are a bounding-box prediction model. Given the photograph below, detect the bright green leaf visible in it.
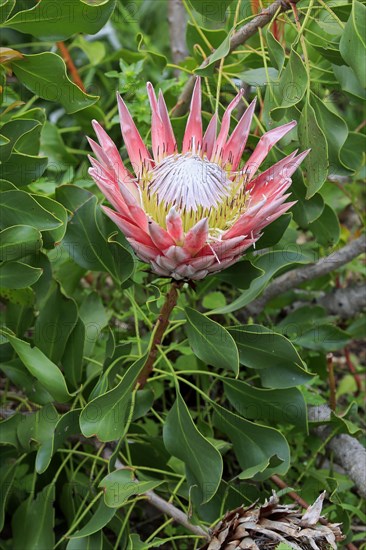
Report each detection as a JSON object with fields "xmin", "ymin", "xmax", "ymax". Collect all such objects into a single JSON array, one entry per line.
[
  {"xmin": 0, "ymin": 190, "xmax": 62, "ymax": 231},
  {"xmin": 228, "ymin": 325, "xmax": 313, "ymax": 388},
  {"xmin": 339, "ymin": 0, "xmax": 366, "ymax": 88},
  {"xmin": 308, "ymin": 204, "xmax": 340, "ymax": 248},
  {"xmin": 163, "ymin": 391, "xmax": 222, "ymax": 504},
  {"xmin": 195, "ymin": 33, "xmax": 231, "ymax": 76},
  {"xmin": 70, "ymin": 498, "xmax": 116, "ymax": 538},
  {"xmin": 11, "ymin": 53, "xmax": 98, "ymax": 114},
  {"xmin": 12, "ymin": 484, "xmax": 55, "ymax": 550},
  {"xmin": 294, "ymin": 324, "xmax": 350, "ymax": 352},
  {"xmin": 3, "ymin": 0, "xmax": 117, "ymax": 40},
  {"xmin": 185, "ymin": 307, "xmax": 239, "ymax": 375},
  {"xmin": 224, "ymin": 378, "xmax": 307, "ymax": 431},
  {"xmin": 100, "ymin": 469, "xmax": 163, "ymax": 508},
  {"xmin": 34, "ymin": 283, "xmax": 78, "ymax": 364},
  {"xmin": 213, "ymin": 250, "xmax": 312, "ymax": 314},
  {"xmin": 271, "ymin": 48, "xmax": 308, "ymax": 120},
  {"xmin": 80, "ymin": 355, "xmax": 147, "ymax": 441},
  {"xmin": 0, "ymin": 261, "xmax": 42, "ymax": 288},
  {"xmin": 0, "ymin": 225, "xmax": 42, "ymax": 262},
  {"xmin": 61, "ymin": 196, "xmax": 134, "ymax": 284},
  {"xmin": 298, "ymin": 101, "xmax": 328, "ymax": 198},
  {"xmin": 1, "ymin": 329, "xmax": 73, "ymax": 402},
  {"xmin": 213, "ymin": 404, "xmax": 290, "ymax": 479}
]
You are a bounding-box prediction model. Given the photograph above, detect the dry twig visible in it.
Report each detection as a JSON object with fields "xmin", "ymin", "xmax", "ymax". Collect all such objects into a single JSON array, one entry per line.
[
  {"xmin": 172, "ymin": 0, "xmax": 298, "ymax": 116},
  {"xmin": 103, "ymin": 447, "xmax": 209, "ymax": 540},
  {"xmin": 244, "ymin": 234, "xmax": 366, "ymax": 317}
]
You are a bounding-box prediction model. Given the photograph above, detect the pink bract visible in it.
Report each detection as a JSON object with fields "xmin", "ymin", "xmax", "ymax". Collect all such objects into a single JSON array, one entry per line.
[{"xmin": 88, "ymin": 78, "xmax": 309, "ymax": 280}]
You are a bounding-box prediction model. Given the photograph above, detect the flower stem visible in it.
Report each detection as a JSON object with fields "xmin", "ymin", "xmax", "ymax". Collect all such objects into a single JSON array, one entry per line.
[{"xmin": 137, "ymin": 281, "xmax": 182, "ymax": 388}]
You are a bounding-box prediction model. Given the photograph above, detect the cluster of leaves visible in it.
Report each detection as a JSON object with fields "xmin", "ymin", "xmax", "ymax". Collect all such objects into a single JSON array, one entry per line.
[{"xmin": 0, "ymin": 1, "xmax": 365, "ymax": 549}]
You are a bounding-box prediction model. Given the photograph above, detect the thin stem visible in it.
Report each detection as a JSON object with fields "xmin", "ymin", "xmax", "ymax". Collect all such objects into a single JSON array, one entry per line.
[
  {"xmin": 291, "ymin": 0, "xmax": 313, "ymax": 99},
  {"xmin": 327, "ymin": 353, "xmax": 337, "ymax": 411},
  {"xmin": 137, "ymin": 281, "xmax": 182, "ymax": 388},
  {"xmin": 56, "ymin": 41, "xmax": 86, "ymax": 92}
]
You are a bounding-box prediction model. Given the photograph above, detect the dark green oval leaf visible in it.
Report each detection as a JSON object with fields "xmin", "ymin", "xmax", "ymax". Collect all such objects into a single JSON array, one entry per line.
[
  {"xmin": 163, "ymin": 391, "xmax": 222, "ymax": 504},
  {"xmin": 185, "ymin": 307, "xmax": 239, "ymax": 374}
]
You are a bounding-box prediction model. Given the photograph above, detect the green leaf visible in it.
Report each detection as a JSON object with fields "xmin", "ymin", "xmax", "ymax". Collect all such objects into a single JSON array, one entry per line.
[
  {"xmin": 202, "ymin": 291, "xmax": 226, "ymax": 310},
  {"xmin": 1, "ymin": 329, "xmax": 72, "ymax": 402},
  {"xmin": 339, "ymin": 131, "xmax": 366, "ymax": 173},
  {"xmin": 0, "ymin": 118, "xmax": 41, "ymax": 162},
  {"xmin": 40, "ymin": 122, "xmax": 77, "ymax": 171},
  {"xmin": 36, "ymin": 410, "xmax": 80, "ymax": 473},
  {"xmin": 34, "ymin": 283, "xmax": 78, "ymax": 364},
  {"xmin": 14, "ymin": 403, "xmax": 59, "ymax": 455},
  {"xmin": 0, "ymin": 261, "xmax": 42, "ymax": 288},
  {"xmin": 291, "ymin": 172, "xmax": 324, "ymax": 228},
  {"xmin": 308, "ymin": 204, "xmax": 340, "ymax": 248},
  {"xmin": 163, "ymin": 391, "xmax": 222, "ymax": 504},
  {"xmin": 0, "ymin": 462, "xmax": 17, "ymax": 531},
  {"xmin": 100, "ymin": 469, "xmax": 163, "ymax": 508},
  {"xmin": 213, "ymin": 404, "xmax": 290, "ymax": 479},
  {"xmin": 298, "ymin": 101, "xmax": 328, "ymax": 198},
  {"xmin": 78, "ymin": 291, "xmax": 108, "ymax": 358},
  {"xmin": 0, "ymin": 0, "xmax": 15, "ymax": 25},
  {"xmin": 228, "ymin": 325, "xmax": 313, "ymax": 388},
  {"xmin": 277, "ymin": 305, "xmax": 329, "ymax": 338},
  {"xmin": 0, "ymin": 225, "xmax": 42, "ymax": 262},
  {"xmin": 136, "ymin": 33, "xmax": 167, "ymax": 69},
  {"xmin": 11, "ymin": 53, "xmax": 98, "ymax": 114},
  {"xmin": 214, "ymin": 260, "xmax": 263, "ymax": 290},
  {"xmin": 62, "ymin": 319, "xmax": 86, "ymax": 388},
  {"xmin": 33, "ymin": 194, "xmax": 68, "ymax": 249},
  {"xmin": 310, "ymin": 92, "xmax": 350, "ymax": 174},
  {"xmin": 5, "ymin": 301, "xmax": 34, "ymax": 336},
  {"xmin": 70, "ymin": 36, "xmax": 106, "ymax": 66},
  {"xmin": 0, "ymin": 151, "xmax": 48, "ymax": 187},
  {"xmin": 0, "ymin": 360, "xmax": 53, "ymax": 405},
  {"xmin": 190, "ymin": 0, "xmax": 234, "ymax": 21},
  {"xmin": 339, "ymin": 0, "xmax": 366, "ymax": 88},
  {"xmin": 186, "ymin": 22, "xmax": 227, "ymax": 58},
  {"xmin": 80, "ymin": 355, "xmax": 146, "ymax": 441},
  {"xmin": 61, "ymin": 196, "xmax": 134, "ymax": 284},
  {"xmin": 66, "ymin": 532, "xmax": 103, "ymax": 550},
  {"xmin": 333, "ymin": 64, "xmax": 366, "ymax": 101},
  {"xmin": 294, "ymin": 324, "xmax": 350, "ymax": 352},
  {"xmin": 224, "ymin": 378, "xmax": 307, "ymax": 431},
  {"xmin": 0, "ymin": 190, "xmax": 62, "ymax": 231},
  {"xmin": 12, "ymin": 484, "xmax": 55, "ymax": 550},
  {"xmin": 213, "ymin": 249, "xmax": 312, "ymax": 314},
  {"xmin": 0, "ymin": 413, "xmax": 22, "ymax": 448},
  {"xmin": 266, "ymin": 30, "xmax": 285, "ymax": 72},
  {"xmin": 195, "ymin": 33, "xmax": 231, "ymax": 76},
  {"xmin": 271, "ymin": 48, "xmax": 308, "ymax": 120},
  {"xmin": 70, "ymin": 498, "xmax": 116, "ymax": 539},
  {"xmin": 0, "ymin": 287, "xmax": 35, "ymax": 307},
  {"xmin": 240, "ymin": 67, "xmax": 278, "ymax": 87},
  {"xmin": 256, "ymin": 213, "xmax": 292, "ymax": 249},
  {"xmin": 3, "ymin": 0, "xmax": 117, "ymax": 40},
  {"xmin": 184, "ymin": 307, "xmax": 239, "ymax": 375}
]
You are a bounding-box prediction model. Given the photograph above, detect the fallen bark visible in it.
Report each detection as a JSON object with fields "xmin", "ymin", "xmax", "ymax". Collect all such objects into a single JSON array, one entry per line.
[
  {"xmin": 244, "ymin": 234, "xmax": 366, "ymax": 317},
  {"xmin": 308, "ymin": 405, "xmax": 366, "ymax": 500}
]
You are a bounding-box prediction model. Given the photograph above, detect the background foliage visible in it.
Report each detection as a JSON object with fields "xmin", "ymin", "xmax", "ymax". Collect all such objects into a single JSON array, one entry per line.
[{"xmin": 0, "ymin": 0, "xmax": 365, "ymax": 548}]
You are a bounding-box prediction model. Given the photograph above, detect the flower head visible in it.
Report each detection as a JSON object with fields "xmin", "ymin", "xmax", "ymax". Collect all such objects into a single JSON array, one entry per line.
[{"xmin": 88, "ymin": 78, "xmax": 308, "ymax": 280}]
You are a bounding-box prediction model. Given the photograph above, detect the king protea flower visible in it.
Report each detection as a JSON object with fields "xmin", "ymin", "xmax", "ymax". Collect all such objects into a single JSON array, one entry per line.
[{"xmin": 87, "ymin": 78, "xmax": 308, "ymax": 281}]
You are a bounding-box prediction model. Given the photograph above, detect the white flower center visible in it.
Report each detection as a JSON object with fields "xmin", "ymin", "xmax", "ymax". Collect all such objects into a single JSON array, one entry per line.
[{"xmin": 148, "ymin": 153, "xmax": 233, "ymax": 212}]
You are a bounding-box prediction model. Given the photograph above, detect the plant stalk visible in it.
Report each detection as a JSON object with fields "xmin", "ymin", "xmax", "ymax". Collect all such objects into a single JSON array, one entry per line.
[{"xmin": 137, "ymin": 281, "xmax": 182, "ymax": 388}]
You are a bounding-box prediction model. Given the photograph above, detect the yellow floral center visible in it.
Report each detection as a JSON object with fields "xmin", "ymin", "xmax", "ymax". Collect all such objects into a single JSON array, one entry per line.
[{"xmin": 139, "ymin": 153, "xmax": 249, "ymax": 235}]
